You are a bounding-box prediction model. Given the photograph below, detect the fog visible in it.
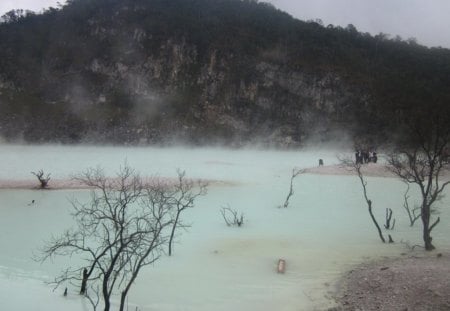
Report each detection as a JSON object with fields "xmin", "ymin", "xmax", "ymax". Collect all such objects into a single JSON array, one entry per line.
[{"xmin": 0, "ymin": 144, "xmax": 449, "ymax": 310}]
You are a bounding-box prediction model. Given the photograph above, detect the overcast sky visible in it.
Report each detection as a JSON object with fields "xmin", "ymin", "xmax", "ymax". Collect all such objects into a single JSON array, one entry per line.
[
  {"xmin": 1, "ymin": 0, "xmax": 449, "ymax": 48},
  {"xmin": 268, "ymin": 0, "xmax": 450, "ymax": 48}
]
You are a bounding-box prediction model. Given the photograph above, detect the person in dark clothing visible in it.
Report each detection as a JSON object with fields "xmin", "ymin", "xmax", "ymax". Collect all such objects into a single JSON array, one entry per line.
[{"xmin": 363, "ymin": 150, "xmax": 369, "ymax": 163}]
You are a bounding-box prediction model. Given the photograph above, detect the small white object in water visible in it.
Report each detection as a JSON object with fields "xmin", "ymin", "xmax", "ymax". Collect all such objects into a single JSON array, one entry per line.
[{"xmin": 277, "ymin": 259, "xmax": 286, "ymax": 273}]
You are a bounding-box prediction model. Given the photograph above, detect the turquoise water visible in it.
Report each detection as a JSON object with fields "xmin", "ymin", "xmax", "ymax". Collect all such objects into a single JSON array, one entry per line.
[{"xmin": 0, "ymin": 145, "xmax": 448, "ymax": 311}]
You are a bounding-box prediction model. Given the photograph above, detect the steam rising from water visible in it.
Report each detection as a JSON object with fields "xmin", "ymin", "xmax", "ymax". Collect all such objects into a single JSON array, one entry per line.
[{"xmin": 0, "ymin": 144, "xmax": 448, "ymax": 310}]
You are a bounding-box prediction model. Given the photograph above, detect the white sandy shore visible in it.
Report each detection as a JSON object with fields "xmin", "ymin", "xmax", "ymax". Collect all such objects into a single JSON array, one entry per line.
[
  {"xmin": 305, "ymin": 163, "xmax": 395, "ymax": 178},
  {"xmin": 0, "ymin": 163, "xmax": 391, "ymax": 190},
  {"xmin": 306, "ymin": 163, "xmax": 450, "ymax": 181},
  {"xmin": 2, "ymin": 163, "xmax": 447, "ymax": 189}
]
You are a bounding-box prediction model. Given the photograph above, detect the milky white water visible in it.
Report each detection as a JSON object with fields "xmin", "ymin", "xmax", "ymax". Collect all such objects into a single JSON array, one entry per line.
[{"xmin": 0, "ymin": 144, "xmax": 449, "ymax": 311}]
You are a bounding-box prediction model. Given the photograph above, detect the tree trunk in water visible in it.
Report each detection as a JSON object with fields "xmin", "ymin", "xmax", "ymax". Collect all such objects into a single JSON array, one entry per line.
[
  {"xmin": 424, "ymin": 231, "xmax": 435, "ymax": 250},
  {"xmin": 422, "ymin": 205, "xmax": 435, "ymax": 251},
  {"xmin": 103, "ymin": 300, "xmax": 110, "ymax": 311},
  {"xmin": 388, "ymin": 234, "xmax": 394, "ymax": 243},
  {"xmin": 368, "ymin": 200, "xmax": 386, "ymax": 243},
  {"xmin": 103, "ymin": 278, "xmax": 110, "ymax": 311},
  {"xmin": 80, "ymin": 268, "xmax": 88, "ymax": 295},
  {"xmin": 119, "ymin": 291, "xmax": 127, "ymax": 311},
  {"xmin": 168, "ymin": 213, "xmax": 180, "ymax": 256}
]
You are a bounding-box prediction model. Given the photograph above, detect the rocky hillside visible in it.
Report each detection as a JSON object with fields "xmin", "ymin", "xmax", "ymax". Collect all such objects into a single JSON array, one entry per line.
[{"xmin": 0, "ymin": 0, "xmax": 449, "ymax": 147}]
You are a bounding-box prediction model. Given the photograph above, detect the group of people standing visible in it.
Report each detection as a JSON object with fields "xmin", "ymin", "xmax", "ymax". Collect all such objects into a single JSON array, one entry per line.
[{"xmin": 355, "ymin": 150, "xmax": 377, "ymax": 164}]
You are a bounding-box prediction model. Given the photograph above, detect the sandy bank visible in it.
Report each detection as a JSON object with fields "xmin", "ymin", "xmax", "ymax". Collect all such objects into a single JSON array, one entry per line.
[
  {"xmin": 0, "ymin": 177, "xmax": 233, "ymax": 190},
  {"xmin": 2, "ymin": 163, "xmax": 447, "ymax": 189},
  {"xmin": 334, "ymin": 252, "xmax": 450, "ymax": 310},
  {"xmin": 0, "ymin": 179, "xmax": 89, "ymax": 190},
  {"xmin": 0, "ymin": 163, "xmax": 423, "ymax": 190},
  {"xmin": 305, "ymin": 163, "xmax": 395, "ymax": 178}
]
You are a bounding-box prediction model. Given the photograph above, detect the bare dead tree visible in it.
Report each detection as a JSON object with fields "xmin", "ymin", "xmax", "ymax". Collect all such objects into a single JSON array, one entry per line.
[
  {"xmin": 166, "ymin": 169, "xmax": 208, "ymax": 256},
  {"xmin": 387, "ymin": 113, "xmax": 450, "ymax": 250},
  {"xmin": 37, "ymin": 164, "xmax": 180, "ymax": 311},
  {"xmin": 220, "ymin": 205, "xmax": 244, "ymax": 227},
  {"xmin": 339, "ymin": 156, "xmax": 387, "ymax": 243},
  {"xmin": 384, "ymin": 208, "xmax": 395, "ymax": 230},
  {"xmin": 402, "ymin": 182, "xmax": 421, "ymax": 226},
  {"xmin": 280, "ymin": 168, "xmax": 304, "ymax": 208},
  {"xmin": 31, "ymin": 169, "xmax": 51, "ymax": 188}
]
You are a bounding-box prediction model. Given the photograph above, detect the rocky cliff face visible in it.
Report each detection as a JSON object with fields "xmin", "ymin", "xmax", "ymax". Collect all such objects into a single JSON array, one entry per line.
[
  {"xmin": 1, "ymin": 0, "xmax": 447, "ymax": 146},
  {"xmin": 28, "ymin": 35, "xmax": 364, "ymax": 147}
]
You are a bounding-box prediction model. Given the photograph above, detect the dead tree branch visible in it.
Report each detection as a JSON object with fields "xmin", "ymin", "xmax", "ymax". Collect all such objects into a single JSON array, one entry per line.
[
  {"xmin": 166, "ymin": 169, "xmax": 208, "ymax": 256},
  {"xmin": 221, "ymin": 205, "xmax": 244, "ymax": 227},
  {"xmin": 31, "ymin": 169, "xmax": 51, "ymax": 188},
  {"xmin": 38, "ymin": 163, "xmax": 192, "ymax": 311},
  {"xmin": 384, "ymin": 208, "xmax": 395, "ymax": 230},
  {"xmin": 339, "ymin": 155, "xmax": 387, "ymax": 243},
  {"xmin": 280, "ymin": 168, "xmax": 304, "ymax": 208},
  {"xmin": 402, "ymin": 182, "xmax": 421, "ymax": 226},
  {"xmin": 85, "ymin": 284, "xmax": 100, "ymax": 311},
  {"xmin": 386, "ymin": 112, "xmax": 450, "ymax": 250}
]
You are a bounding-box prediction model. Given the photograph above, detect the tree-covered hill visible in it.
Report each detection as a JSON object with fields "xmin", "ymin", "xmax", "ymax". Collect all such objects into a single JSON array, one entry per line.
[{"xmin": 0, "ymin": 0, "xmax": 449, "ymax": 146}]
